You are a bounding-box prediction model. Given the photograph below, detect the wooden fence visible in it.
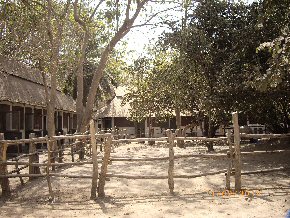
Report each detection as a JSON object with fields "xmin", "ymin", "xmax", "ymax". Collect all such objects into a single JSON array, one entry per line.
[{"xmin": 0, "ymin": 112, "xmax": 290, "ymax": 200}]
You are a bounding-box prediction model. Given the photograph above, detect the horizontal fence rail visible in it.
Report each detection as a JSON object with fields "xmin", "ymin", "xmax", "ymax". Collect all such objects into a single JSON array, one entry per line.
[{"xmin": 1, "ymin": 115, "xmax": 289, "ymax": 199}]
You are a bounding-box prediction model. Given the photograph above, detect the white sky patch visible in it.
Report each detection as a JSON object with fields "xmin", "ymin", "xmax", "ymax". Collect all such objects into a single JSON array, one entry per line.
[{"xmin": 117, "ymin": 0, "xmax": 258, "ymax": 63}]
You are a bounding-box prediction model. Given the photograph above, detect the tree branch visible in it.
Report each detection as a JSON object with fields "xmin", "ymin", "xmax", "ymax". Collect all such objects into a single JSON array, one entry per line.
[
  {"xmin": 89, "ymin": 0, "xmax": 105, "ymax": 21},
  {"xmin": 46, "ymin": 0, "xmax": 54, "ymax": 44},
  {"xmin": 73, "ymin": 0, "xmax": 86, "ymax": 29},
  {"xmin": 126, "ymin": 0, "xmax": 132, "ymax": 21},
  {"xmin": 131, "ymin": 5, "xmax": 179, "ymax": 28}
]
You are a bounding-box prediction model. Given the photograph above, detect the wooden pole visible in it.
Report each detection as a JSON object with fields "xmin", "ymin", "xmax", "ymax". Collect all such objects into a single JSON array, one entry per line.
[
  {"xmin": 45, "ymin": 136, "xmax": 54, "ymax": 200},
  {"xmin": 71, "ymin": 138, "xmax": 74, "ymax": 162},
  {"xmin": 58, "ymin": 132, "xmax": 63, "ymax": 163},
  {"xmin": 232, "ymin": 112, "xmax": 241, "ymax": 192},
  {"xmin": 98, "ymin": 133, "xmax": 112, "ymax": 197},
  {"xmin": 29, "ymin": 133, "xmax": 40, "ymax": 180},
  {"xmin": 226, "ymin": 129, "xmax": 233, "ymax": 190},
  {"xmin": 80, "ymin": 139, "xmax": 85, "ymax": 160},
  {"xmin": 100, "ymin": 130, "xmax": 104, "ymax": 152},
  {"xmin": 166, "ymin": 129, "xmax": 174, "ymax": 194},
  {"xmin": 90, "ymin": 120, "xmax": 98, "ymax": 199},
  {"xmin": 15, "ymin": 159, "xmax": 24, "ymax": 185},
  {"xmin": 0, "ymin": 133, "xmax": 11, "ymax": 197}
]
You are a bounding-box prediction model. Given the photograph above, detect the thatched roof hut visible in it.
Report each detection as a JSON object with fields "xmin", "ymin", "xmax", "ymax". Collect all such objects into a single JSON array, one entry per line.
[
  {"xmin": 0, "ymin": 55, "xmax": 75, "ymax": 112},
  {"xmin": 95, "ymin": 86, "xmax": 130, "ymax": 118}
]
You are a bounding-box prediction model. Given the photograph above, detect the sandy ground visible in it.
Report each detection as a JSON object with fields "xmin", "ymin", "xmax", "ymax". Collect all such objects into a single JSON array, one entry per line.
[{"xmin": 0, "ymin": 141, "xmax": 289, "ymax": 218}]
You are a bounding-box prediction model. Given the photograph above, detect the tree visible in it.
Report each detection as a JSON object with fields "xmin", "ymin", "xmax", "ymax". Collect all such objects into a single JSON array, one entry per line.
[{"xmin": 72, "ymin": 0, "xmax": 154, "ymax": 132}]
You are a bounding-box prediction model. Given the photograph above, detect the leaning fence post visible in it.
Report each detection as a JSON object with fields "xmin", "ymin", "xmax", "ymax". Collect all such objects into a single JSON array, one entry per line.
[
  {"xmin": 29, "ymin": 133, "xmax": 40, "ymax": 180},
  {"xmin": 0, "ymin": 133, "xmax": 11, "ymax": 197},
  {"xmin": 90, "ymin": 120, "xmax": 98, "ymax": 199},
  {"xmin": 226, "ymin": 129, "xmax": 234, "ymax": 190},
  {"xmin": 166, "ymin": 129, "xmax": 174, "ymax": 194},
  {"xmin": 232, "ymin": 112, "xmax": 241, "ymax": 192},
  {"xmin": 98, "ymin": 133, "xmax": 112, "ymax": 198}
]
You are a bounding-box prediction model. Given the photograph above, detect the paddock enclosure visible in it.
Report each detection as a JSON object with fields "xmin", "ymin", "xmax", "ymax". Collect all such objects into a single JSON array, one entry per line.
[{"xmin": 0, "ymin": 112, "xmax": 289, "ymax": 200}]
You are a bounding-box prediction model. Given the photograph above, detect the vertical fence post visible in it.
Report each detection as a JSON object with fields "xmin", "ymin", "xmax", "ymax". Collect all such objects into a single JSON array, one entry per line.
[
  {"xmin": 70, "ymin": 137, "xmax": 75, "ymax": 162},
  {"xmin": 100, "ymin": 130, "xmax": 104, "ymax": 152},
  {"xmin": 45, "ymin": 136, "xmax": 54, "ymax": 200},
  {"xmin": 98, "ymin": 133, "xmax": 112, "ymax": 198},
  {"xmin": 51, "ymin": 137, "xmax": 56, "ymax": 171},
  {"xmin": 15, "ymin": 137, "xmax": 20, "ymax": 156},
  {"xmin": 0, "ymin": 133, "xmax": 11, "ymax": 197},
  {"xmin": 232, "ymin": 112, "xmax": 241, "ymax": 192},
  {"xmin": 58, "ymin": 132, "xmax": 63, "ymax": 163},
  {"xmin": 29, "ymin": 133, "xmax": 40, "ymax": 180},
  {"xmin": 78, "ymin": 138, "xmax": 84, "ymax": 161},
  {"xmin": 166, "ymin": 129, "xmax": 174, "ymax": 194},
  {"xmin": 226, "ymin": 129, "xmax": 233, "ymax": 190},
  {"xmin": 90, "ymin": 120, "xmax": 98, "ymax": 199}
]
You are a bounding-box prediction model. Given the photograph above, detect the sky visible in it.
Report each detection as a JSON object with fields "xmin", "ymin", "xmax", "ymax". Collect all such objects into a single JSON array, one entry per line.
[{"xmin": 121, "ymin": 0, "xmax": 257, "ymax": 62}]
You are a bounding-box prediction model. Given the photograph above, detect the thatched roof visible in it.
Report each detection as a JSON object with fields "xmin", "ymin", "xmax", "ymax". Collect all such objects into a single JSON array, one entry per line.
[
  {"xmin": 94, "ymin": 86, "xmax": 193, "ymax": 118},
  {"xmin": 0, "ymin": 55, "xmax": 76, "ymax": 112},
  {"xmin": 95, "ymin": 86, "xmax": 130, "ymax": 118}
]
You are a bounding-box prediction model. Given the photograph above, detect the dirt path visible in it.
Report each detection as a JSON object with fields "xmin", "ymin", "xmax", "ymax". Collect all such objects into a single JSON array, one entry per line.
[{"xmin": 1, "ymin": 143, "xmax": 289, "ymax": 217}]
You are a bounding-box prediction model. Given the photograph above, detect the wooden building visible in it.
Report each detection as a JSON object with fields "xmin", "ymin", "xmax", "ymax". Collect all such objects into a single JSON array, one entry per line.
[
  {"xmin": 0, "ymin": 55, "xmax": 77, "ymax": 141},
  {"xmin": 95, "ymin": 87, "xmax": 138, "ymax": 136},
  {"xmin": 95, "ymin": 86, "xmax": 219, "ymax": 137}
]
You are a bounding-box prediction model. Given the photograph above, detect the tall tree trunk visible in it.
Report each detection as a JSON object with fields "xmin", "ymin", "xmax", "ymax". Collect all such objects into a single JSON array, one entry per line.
[
  {"xmin": 47, "ymin": 47, "xmax": 59, "ymax": 138},
  {"xmin": 76, "ymin": 31, "xmax": 89, "ymax": 133}
]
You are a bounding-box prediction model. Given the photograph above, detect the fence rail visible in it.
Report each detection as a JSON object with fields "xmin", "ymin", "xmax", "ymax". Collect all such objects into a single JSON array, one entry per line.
[{"xmin": 1, "ymin": 113, "xmax": 290, "ymax": 199}]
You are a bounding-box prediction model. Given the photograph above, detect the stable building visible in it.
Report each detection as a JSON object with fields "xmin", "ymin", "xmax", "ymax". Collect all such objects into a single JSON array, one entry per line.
[{"xmin": 0, "ymin": 55, "xmax": 77, "ymax": 141}]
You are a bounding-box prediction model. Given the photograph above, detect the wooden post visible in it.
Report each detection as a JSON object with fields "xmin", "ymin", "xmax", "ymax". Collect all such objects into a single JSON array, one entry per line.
[
  {"xmin": 226, "ymin": 129, "xmax": 233, "ymax": 190},
  {"xmin": 29, "ymin": 133, "xmax": 40, "ymax": 180},
  {"xmin": 58, "ymin": 132, "xmax": 63, "ymax": 163},
  {"xmin": 51, "ymin": 137, "xmax": 56, "ymax": 171},
  {"xmin": 166, "ymin": 129, "xmax": 174, "ymax": 194},
  {"xmin": 45, "ymin": 136, "xmax": 54, "ymax": 200},
  {"xmin": 98, "ymin": 133, "xmax": 112, "ymax": 197},
  {"xmin": 0, "ymin": 133, "xmax": 11, "ymax": 197},
  {"xmin": 15, "ymin": 159, "xmax": 24, "ymax": 185},
  {"xmin": 15, "ymin": 137, "xmax": 20, "ymax": 156},
  {"xmin": 90, "ymin": 120, "xmax": 98, "ymax": 199},
  {"xmin": 232, "ymin": 112, "xmax": 241, "ymax": 192},
  {"xmin": 78, "ymin": 139, "xmax": 84, "ymax": 160},
  {"xmin": 70, "ymin": 138, "xmax": 74, "ymax": 162},
  {"xmin": 100, "ymin": 130, "xmax": 104, "ymax": 152}
]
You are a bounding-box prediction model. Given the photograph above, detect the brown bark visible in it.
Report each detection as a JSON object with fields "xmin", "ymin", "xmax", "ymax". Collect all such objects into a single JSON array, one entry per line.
[
  {"xmin": 90, "ymin": 120, "xmax": 98, "ymax": 199},
  {"xmin": 46, "ymin": 0, "xmax": 70, "ymax": 138},
  {"xmin": 232, "ymin": 112, "xmax": 241, "ymax": 192},
  {"xmin": 73, "ymin": 0, "xmax": 90, "ymax": 133},
  {"xmin": 98, "ymin": 134, "xmax": 112, "ymax": 197}
]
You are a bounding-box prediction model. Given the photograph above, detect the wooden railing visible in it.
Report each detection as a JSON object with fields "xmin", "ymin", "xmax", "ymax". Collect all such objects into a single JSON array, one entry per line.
[{"xmin": 1, "ymin": 112, "xmax": 290, "ymax": 200}]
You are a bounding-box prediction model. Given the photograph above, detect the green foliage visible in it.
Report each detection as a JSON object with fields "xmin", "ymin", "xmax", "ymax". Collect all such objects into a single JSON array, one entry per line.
[{"xmin": 125, "ymin": 0, "xmax": 290, "ymax": 134}]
